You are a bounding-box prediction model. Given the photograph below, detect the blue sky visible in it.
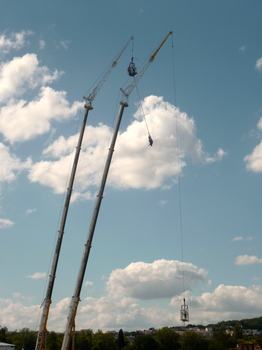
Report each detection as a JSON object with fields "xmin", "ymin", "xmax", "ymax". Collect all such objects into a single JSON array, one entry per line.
[{"xmin": 1, "ymin": 0, "xmax": 262, "ymax": 333}]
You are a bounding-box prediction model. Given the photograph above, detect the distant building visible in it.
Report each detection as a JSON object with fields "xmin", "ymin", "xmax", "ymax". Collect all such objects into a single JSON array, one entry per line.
[
  {"xmin": 236, "ymin": 342, "xmax": 262, "ymax": 350},
  {"xmin": 0, "ymin": 343, "xmax": 15, "ymax": 350}
]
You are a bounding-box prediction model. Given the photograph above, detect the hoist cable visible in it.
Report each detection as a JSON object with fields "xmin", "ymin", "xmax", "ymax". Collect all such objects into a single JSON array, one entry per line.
[
  {"xmin": 171, "ymin": 33, "xmax": 185, "ymax": 291},
  {"xmin": 170, "ymin": 34, "xmax": 188, "ymax": 337},
  {"xmin": 135, "ymin": 85, "xmax": 151, "ymax": 136}
]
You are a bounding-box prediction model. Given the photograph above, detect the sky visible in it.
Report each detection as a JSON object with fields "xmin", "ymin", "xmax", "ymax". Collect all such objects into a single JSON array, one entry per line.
[{"xmin": 0, "ymin": 0, "xmax": 262, "ymax": 334}]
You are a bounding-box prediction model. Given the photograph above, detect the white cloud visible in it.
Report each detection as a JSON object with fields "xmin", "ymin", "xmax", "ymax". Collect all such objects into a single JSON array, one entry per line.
[
  {"xmin": 257, "ymin": 117, "xmax": 262, "ymax": 130},
  {"xmin": 84, "ymin": 281, "xmax": 93, "ymax": 286},
  {"xmin": 60, "ymin": 40, "xmax": 71, "ymax": 49},
  {"xmin": 232, "ymin": 236, "xmax": 243, "ymax": 241},
  {"xmin": 0, "ymin": 218, "xmax": 14, "ymax": 229},
  {"xmin": 0, "ymin": 143, "xmax": 31, "ymax": 182},
  {"xmin": 26, "ymin": 208, "xmax": 37, "ymax": 215},
  {"xmin": 244, "ymin": 141, "xmax": 262, "ymax": 172},
  {"xmin": 0, "ymin": 53, "xmax": 84, "ymax": 144},
  {"xmin": 232, "ymin": 236, "xmax": 253, "ymax": 242},
  {"xmin": 1, "ymin": 264, "xmax": 262, "ymax": 332},
  {"xmin": 0, "ymin": 298, "xmax": 40, "ymax": 330},
  {"xmin": 26, "ymin": 272, "xmax": 47, "ymax": 279},
  {"xmin": 175, "ymin": 284, "xmax": 262, "ymax": 325},
  {"xmin": 239, "ymin": 45, "xmax": 246, "ymax": 51},
  {"xmin": 235, "ymin": 255, "xmax": 262, "ymax": 265},
  {"xmin": 39, "ymin": 40, "xmax": 45, "ymax": 50},
  {"xmin": 0, "ymin": 86, "xmax": 82, "ymax": 143},
  {"xmin": 0, "ymin": 53, "xmax": 61, "ymax": 103},
  {"xmin": 205, "ymin": 148, "xmax": 226, "ymax": 164},
  {"xmin": 28, "ymin": 96, "xmax": 224, "ymax": 196},
  {"xmin": 255, "ymin": 57, "xmax": 262, "ymax": 72},
  {"xmin": 106, "ymin": 260, "xmax": 207, "ymax": 300},
  {"xmin": 0, "ymin": 30, "xmax": 33, "ymax": 55}
]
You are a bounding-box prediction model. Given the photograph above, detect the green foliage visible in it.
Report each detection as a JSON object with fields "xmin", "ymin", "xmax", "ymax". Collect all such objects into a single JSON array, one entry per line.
[
  {"xmin": 208, "ymin": 326, "xmax": 236, "ymax": 350},
  {"xmin": 182, "ymin": 331, "xmax": 208, "ymax": 350},
  {"xmin": 117, "ymin": 329, "xmax": 125, "ymax": 350},
  {"xmin": 155, "ymin": 327, "xmax": 181, "ymax": 350},
  {"xmin": 46, "ymin": 331, "xmax": 59, "ymax": 350},
  {"xmin": 92, "ymin": 330, "xmax": 117, "ymax": 350},
  {"xmin": 233, "ymin": 323, "xmax": 243, "ymax": 340},
  {"xmin": 133, "ymin": 334, "xmax": 158, "ymax": 350},
  {"xmin": 0, "ymin": 327, "xmax": 8, "ymax": 342},
  {"xmin": 75, "ymin": 329, "xmax": 93, "ymax": 350},
  {"xmin": 8, "ymin": 328, "xmax": 37, "ymax": 350},
  {"xmin": 208, "ymin": 316, "xmax": 262, "ymax": 331}
]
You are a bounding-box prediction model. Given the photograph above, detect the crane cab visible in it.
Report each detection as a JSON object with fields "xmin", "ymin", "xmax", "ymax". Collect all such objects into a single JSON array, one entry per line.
[
  {"xmin": 128, "ymin": 59, "xmax": 137, "ymax": 77},
  {"xmin": 180, "ymin": 298, "xmax": 189, "ymax": 322}
]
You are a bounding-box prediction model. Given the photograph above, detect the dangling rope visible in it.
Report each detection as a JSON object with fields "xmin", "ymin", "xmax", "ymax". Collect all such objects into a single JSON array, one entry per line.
[{"xmin": 135, "ymin": 85, "xmax": 153, "ymax": 146}]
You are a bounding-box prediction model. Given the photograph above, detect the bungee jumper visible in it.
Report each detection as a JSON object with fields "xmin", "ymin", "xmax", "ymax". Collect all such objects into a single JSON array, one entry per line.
[{"xmin": 148, "ymin": 134, "xmax": 153, "ymax": 146}]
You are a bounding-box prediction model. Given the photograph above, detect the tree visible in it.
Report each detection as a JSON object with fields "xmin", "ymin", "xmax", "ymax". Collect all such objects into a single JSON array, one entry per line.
[
  {"xmin": 233, "ymin": 323, "xmax": 243, "ymax": 340},
  {"xmin": 182, "ymin": 331, "xmax": 208, "ymax": 350},
  {"xmin": 0, "ymin": 327, "xmax": 7, "ymax": 342},
  {"xmin": 133, "ymin": 334, "xmax": 158, "ymax": 350},
  {"xmin": 92, "ymin": 330, "xmax": 117, "ymax": 350},
  {"xmin": 47, "ymin": 331, "xmax": 58, "ymax": 350},
  {"xmin": 117, "ymin": 329, "xmax": 125, "ymax": 350},
  {"xmin": 75, "ymin": 329, "xmax": 93, "ymax": 350},
  {"xmin": 209, "ymin": 326, "xmax": 236, "ymax": 350},
  {"xmin": 155, "ymin": 327, "xmax": 181, "ymax": 350}
]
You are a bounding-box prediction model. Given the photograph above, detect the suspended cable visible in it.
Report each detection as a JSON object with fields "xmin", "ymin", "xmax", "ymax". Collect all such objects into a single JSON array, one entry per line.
[
  {"xmin": 170, "ymin": 33, "xmax": 189, "ymax": 331},
  {"xmin": 135, "ymin": 85, "xmax": 153, "ymax": 146}
]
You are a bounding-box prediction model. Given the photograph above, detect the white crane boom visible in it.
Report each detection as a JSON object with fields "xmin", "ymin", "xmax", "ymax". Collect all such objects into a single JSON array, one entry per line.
[
  {"xmin": 35, "ymin": 36, "xmax": 133, "ymax": 350},
  {"xmin": 61, "ymin": 31, "xmax": 173, "ymax": 350}
]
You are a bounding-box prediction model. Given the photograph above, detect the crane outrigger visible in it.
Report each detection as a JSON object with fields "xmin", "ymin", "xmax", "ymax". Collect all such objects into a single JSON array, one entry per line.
[
  {"xmin": 35, "ymin": 36, "xmax": 133, "ymax": 350},
  {"xmin": 61, "ymin": 31, "xmax": 173, "ymax": 350}
]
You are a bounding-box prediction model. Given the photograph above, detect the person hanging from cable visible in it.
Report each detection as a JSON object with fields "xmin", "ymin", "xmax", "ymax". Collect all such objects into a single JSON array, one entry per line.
[{"xmin": 148, "ymin": 134, "xmax": 153, "ymax": 146}]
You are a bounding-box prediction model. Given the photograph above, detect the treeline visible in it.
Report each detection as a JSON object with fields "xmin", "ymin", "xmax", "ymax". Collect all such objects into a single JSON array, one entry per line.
[
  {"xmin": 1, "ymin": 325, "xmax": 262, "ymax": 350},
  {"xmin": 207, "ymin": 316, "xmax": 262, "ymax": 330}
]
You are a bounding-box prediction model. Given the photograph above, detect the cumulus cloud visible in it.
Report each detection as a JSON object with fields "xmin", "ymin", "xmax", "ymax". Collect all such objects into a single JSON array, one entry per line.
[
  {"xmin": 106, "ymin": 260, "xmax": 207, "ymax": 300},
  {"xmin": 235, "ymin": 255, "xmax": 262, "ymax": 265},
  {"xmin": 174, "ymin": 284, "xmax": 262, "ymax": 325},
  {"xmin": 244, "ymin": 141, "xmax": 262, "ymax": 172},
  {"xmin": 0, "ymin": 218, "xmax": 14, "ymax": 229},
  {"xmin": 0, "ymin": 53, "xmax": 62, "ymax": 103},
  {"xmin": 0, "ymin": 53, "xmax": 83, "ymax": 144},
  {"xmin": 255, "ymin": 57, "xmax": 262, "ymax": 72},
  {"xmin": 0, "ymin": 30, "xmax": 33, "ymax": 55},
  {"xmin": 1, "ymin": 263, "xmax": 262, "ymax": 332},
  {"xmin": 0, "ymin": 298, "xmax": 40, "ymax": 330},
  {"xmin": 0, "ymin": 143, "xmax": 31, "ymax": 182},
  {"xmin": 28, "ymin": 96, "xmax": 225, "ymax": 196},
  {"xmin": 26, "ymin": 272, "xmax": 47, "ymax": 279},
  {"xmin": 0, "ymin": 86, "xmax": 82, "ymax": 143}
]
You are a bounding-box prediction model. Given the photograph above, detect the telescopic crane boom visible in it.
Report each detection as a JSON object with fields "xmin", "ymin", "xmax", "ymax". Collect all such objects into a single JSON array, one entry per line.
[
  {"xmin": 61, "ymin": 31, "xmax": 173, "ymax": 350},
  {"xmin": 34, "ymin": 36, "xmax": 133, "ymax": 350}
]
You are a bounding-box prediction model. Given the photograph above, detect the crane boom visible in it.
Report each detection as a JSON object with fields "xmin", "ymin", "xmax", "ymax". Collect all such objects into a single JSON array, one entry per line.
[
  {"xmin": 121, "ymin": 31, "xmax": 173, "ymax": 105},
  {"xmin": 84, "ymin": 36, "xmax": 133, "ymax": 107},
  {"xmin": 60, "ymin": 31, "xmax": 172, "ymax": 350},
  {"xmin": 35, "ymin": 36, "xmax": 133, "ymax": 350}
]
